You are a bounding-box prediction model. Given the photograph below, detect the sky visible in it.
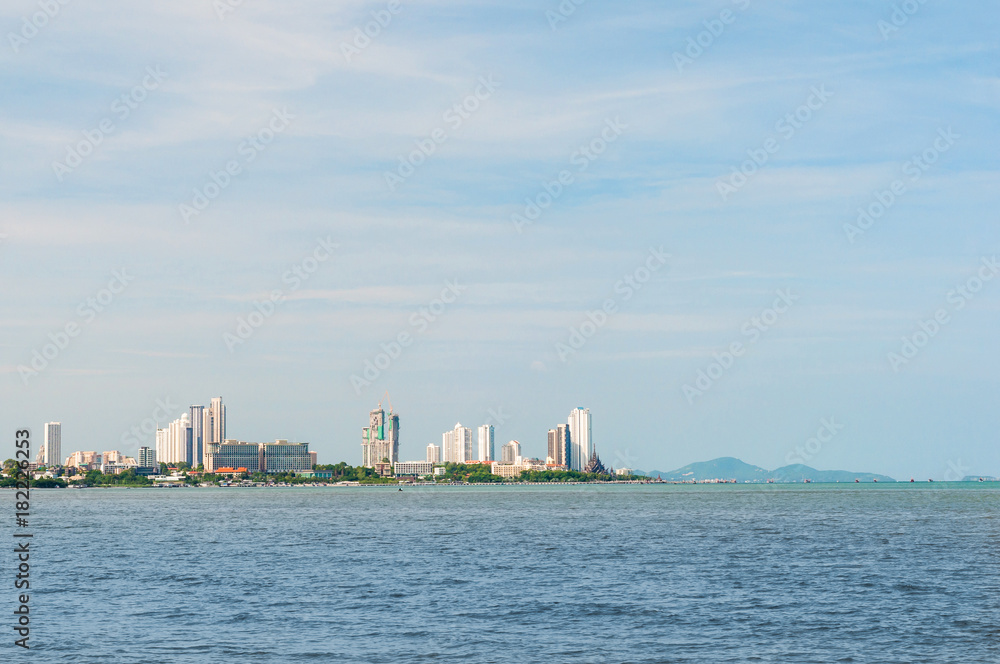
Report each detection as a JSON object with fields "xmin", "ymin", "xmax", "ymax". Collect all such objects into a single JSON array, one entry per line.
[{"xmin": 1, "ymin": 0, "xmax": 998, "ymax": 480}]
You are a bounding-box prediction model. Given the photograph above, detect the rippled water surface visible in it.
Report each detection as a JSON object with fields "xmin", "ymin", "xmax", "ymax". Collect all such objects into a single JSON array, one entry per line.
[{"xmin": 7, "ymin": 484, "xmax": 1000, "ymax": 663}]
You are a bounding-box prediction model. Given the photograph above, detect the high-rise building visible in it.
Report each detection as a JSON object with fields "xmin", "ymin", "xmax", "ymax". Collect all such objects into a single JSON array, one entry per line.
[
  {"xmin": 155, "ymin": 428, "xmax": 167, "ymax": 466},
  {"xmin": 426, "ymin": 443, "xmax": 441, "ymax": 464},
  {"xmin": 189, "ymin": 405, "xmax": 204, "ymax": 469},
  {"xmin": 477, "ymin": 424, "xmax": 494, "ymax": 462},
  {"xmin": 137, "ymin": 447, "xmax": 156, "ymax": 469},
  {"xmin": 567, "ymin": 407, "xmax": 591, "ymax": 471},
  {"xmin": 501, "ymin": 440, "xmax": 522, "ymax": 464},
  {"xmin": 202, "ymin": 397, "xmax": 226, "ymax": 467},
  {"xmin": 158, "ymin": 413, "xmax": 192, "ymax": 465},
  {"xmin": 309, "ymin": 451, "xmax": 317, "ymax": 468},
  {"xmin": 442, "ymin": 423, "xmax": 472, "ymax": 463},
  {"xmin": 361, "ymin": 404, "xmax": 399, "ymax": 467},
  {"xmin": 547, "ymin": 424, "xmax": 570, "ymax": 467},
  {"xmin": 43, "ymin": 422, "xmax": 61, "ymax": 467}
]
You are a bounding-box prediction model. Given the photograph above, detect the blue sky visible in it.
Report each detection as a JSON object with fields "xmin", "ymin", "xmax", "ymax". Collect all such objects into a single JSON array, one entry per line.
[{"xmin": 1, "ymin": 0, "xmax": 998, "ymax": 479}]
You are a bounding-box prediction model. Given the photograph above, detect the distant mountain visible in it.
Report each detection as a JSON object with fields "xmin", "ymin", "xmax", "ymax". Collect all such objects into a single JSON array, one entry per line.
[
  {"xmin": 636, "ymin": 457, "xmax": 895, "ymax": 483},
  {"xmin": 771, "ymin": 464, "xmax": 895, "ymax": 483},
  {"xmin": 652, "ymin": 457, "xmax": 770, "ymax": 482}
]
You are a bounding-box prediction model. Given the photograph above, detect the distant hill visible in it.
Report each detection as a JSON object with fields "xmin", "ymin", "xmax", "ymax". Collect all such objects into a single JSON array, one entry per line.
[
  {"xmin": 637, "ymin": 457, "xmax": 896, "ymax": 483},
  {"xmin": 649, "ymin": 457, "xmax": 770, "ymax": 482},
  {"xmin": 771, "ymin": 464, "xmax": 895, "ymax": 483}
]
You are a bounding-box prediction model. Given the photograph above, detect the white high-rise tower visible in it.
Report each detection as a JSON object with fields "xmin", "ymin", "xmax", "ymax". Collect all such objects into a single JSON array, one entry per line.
[
  {"xmin": 567, "ymin": 407, "xmax": 591, "ymax": 472},
  {"xmin": 477, "ymin": 424, "xmax": 494, "ymax": 462},
  {"xmin": 43, "ymin": 422, "xmax": 61, "ymax": 467},
  {"xmin": 202, "ymin": 397, "xmax": 226, "ymax": 467},
  {"xmin": 442, "ymin": 423, "xmax": 472, "ymax": 463}
]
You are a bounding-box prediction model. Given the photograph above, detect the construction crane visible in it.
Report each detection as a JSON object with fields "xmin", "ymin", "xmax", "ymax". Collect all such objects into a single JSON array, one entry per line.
[{"xmin": 378, "ymin": 390, "xmax": 394, "ymax": 415}]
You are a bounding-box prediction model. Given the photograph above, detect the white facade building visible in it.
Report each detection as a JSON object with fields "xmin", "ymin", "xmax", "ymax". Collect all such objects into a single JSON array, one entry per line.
[
  {"xmin": 477, "ymin": 424, "xmax": 494, "ymax": 462},
  {"xmin": 202, "ymin": 397, "xmax": 226, "ymax": 467},
  {"xmin": 157, "ymin": 413, "xmax": 191, "ymax": 465},
  {"xmin": 426, "ymin": 443, "xmax": 441, "ymax": 464},
  {"xmin": 501, "ymin": 440, "xmax": 522, "ymax": 464},
  {"xmin": 442, "ymin": 423, "xmax": 472, "ymax": 463},
  {"xmin": 43, "ymin": 422, "xmax": 61, "ymax": 467},
  {"xmin": 394, "ymin": 461, "xmax": 434, "ymax": 476},
  {"xmin": 567, "ymin": 407, "xmax": 592, "ymax": 472}
]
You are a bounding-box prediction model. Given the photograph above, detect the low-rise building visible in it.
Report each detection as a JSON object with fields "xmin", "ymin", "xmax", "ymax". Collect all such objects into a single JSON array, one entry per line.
[
  {"xmin": 394, "ymin": 461, "xmax": 434, "ymax": 477},
  {"xmin": 491, "ymin": 462, "xmax": 523, "ymax": 479},
  {"xmin": 214, "ymin": 467, "xmax": 249, "ymax": 477}
]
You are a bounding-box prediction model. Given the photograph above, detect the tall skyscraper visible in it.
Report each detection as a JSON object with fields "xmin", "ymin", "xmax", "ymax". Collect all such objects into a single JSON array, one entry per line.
[
  {"xmin": 501, "ymin": 440, "xmax": 521, "ymax": 464},
  {"xmin": 442, "ymin": 423, "xmax": 472, "ymax": 463},
  {"xmin": 567, "ymin": 407, "xmax": 591, "ymax": 471},
  {"xmin": 426, "ymin": 443, "xmax": 441, "ymax": 464},
  {"xmin": 43, "ymin": 422, "xmax": 61, "ymax": 467},
  {"xmin": 547, "ymin": 424, "xmax": 570, "ymax": 466},
  {"xmin": 156, "ymin": 413, "xmax": 192, "ymax": 465},
  {"xmin": 189, "ymin": 405, "xmax": 204, "ymax": 469},
  {"xmin": 202, "ymin": 397, "xmax": 226, "ymax": 467},
  {"xmin": 361, "ymin": 403, "xmax": 399, "ymax": 467},
  {"xmin": 477, "ymin": 424, "xmax": 494, "ymax": 462},
  {"xmin": 155, "ymin": 428, "xmax": 167, "ymax": 467}
]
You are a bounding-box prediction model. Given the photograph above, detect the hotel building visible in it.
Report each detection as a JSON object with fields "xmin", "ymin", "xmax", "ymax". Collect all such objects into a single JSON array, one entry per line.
[
  {"xmin": 205, "ymin": 439, "xmax": 311, "ymax": 474},
  {"xmin": 394, "ymin": 460, "xmax": 434, "ymax": 477},
  {"xmin": 261, "ymin": 440, "xmax": 311, "ymax": 473}
]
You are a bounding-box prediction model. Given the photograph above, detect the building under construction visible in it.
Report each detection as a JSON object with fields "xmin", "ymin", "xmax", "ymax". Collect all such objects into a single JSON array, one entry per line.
[{"xmin": 361, "ymin": 396, "xmax": 399, "ymax": 468}]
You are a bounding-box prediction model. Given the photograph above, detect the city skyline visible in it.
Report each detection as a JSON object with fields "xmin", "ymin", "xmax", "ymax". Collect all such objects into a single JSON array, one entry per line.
[{"xmin": 3, "ymin": 3, "xmax": 996, "ymax": 482}]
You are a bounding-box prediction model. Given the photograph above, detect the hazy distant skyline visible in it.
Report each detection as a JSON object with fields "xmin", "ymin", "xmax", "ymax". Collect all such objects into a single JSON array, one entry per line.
[{"xmin": 1, "ymin": 1, "xmax": 998, "ymax": 479}]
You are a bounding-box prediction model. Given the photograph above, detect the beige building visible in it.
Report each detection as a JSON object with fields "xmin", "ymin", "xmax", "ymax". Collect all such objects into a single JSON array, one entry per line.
[{"xmin": 65, "ymin": 451, "xmax": 101, "ymax": 468}]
